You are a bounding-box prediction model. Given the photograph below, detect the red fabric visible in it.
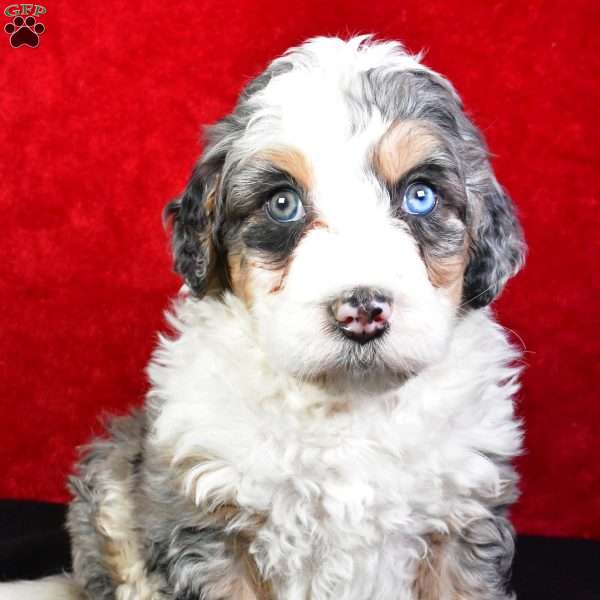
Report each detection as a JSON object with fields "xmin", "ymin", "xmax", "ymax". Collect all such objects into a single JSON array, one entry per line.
[{"xmin": 1, "ymin": 0, "xmax": 599, "ymax": 539}]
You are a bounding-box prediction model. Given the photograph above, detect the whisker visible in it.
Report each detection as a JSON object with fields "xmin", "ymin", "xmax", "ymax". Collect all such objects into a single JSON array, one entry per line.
[
  {"xmin": 458, "ymin": 282, "xmax": 495, "ymax": 308},
  {"xmin": 503, "ymin": 326, "xmax": 530, "ymax": 353}
]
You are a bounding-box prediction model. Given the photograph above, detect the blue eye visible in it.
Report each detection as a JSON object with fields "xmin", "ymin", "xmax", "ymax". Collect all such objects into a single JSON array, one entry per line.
[
  {"xmin": 402, "ymin": 182, "xmax": 438, "ymax": 216},
  {"xmin": 266, "ymin": 189, "xmax": 305, "ymax": 223}
]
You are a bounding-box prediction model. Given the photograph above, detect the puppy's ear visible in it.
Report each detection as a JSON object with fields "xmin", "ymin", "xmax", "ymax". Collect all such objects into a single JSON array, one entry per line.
[
  {"xmin": 463, "ymin": 174, "xmax": 525, "ymax": 308},
  {"xmin": 164, "ymin": 161, "xmax": 222, "ymax": 297}
]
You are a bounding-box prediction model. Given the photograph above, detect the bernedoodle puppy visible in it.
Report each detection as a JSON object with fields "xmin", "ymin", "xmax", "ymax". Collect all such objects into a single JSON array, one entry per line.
[{"xmin": 6, "ymin": 36, "xmax": 526, "ymax": 600}]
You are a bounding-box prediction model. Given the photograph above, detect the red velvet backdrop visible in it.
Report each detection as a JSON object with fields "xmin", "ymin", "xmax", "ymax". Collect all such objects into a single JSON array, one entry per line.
[{"xmin": 1, "ymin": 0, "xmax": 599, "ymax": 539}]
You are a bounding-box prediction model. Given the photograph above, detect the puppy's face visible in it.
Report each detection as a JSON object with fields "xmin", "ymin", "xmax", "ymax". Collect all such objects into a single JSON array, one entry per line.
[{"xmin": 167, "ymin": 37, "xmax": 524, "ymax": 387}]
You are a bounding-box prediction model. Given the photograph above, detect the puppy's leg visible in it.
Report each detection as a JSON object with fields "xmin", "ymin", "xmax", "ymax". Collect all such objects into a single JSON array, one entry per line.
[
  {"xmin": 414, "ymin": 515, "xmax": 516, "ymax": 600},
  {"xmin": 149, "ymin": 523, "xmax": 237, "ymax": 599},
  {"xmin": 68, "ymin": 478, "xmax": 119, "ymax": 600},
  {"xmin": 67, "ymin": 412, "xmax": 162, "ymax": 600},
  {"xmin": 144, "ymin": 508, "xmax": 272, "ymax": 600}
]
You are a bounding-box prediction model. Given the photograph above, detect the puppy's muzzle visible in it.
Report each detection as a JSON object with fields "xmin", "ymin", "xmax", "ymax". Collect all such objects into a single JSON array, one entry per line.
[{"xmin": 331, "ymin": 287, "xmax": 392, "ymax": 344}]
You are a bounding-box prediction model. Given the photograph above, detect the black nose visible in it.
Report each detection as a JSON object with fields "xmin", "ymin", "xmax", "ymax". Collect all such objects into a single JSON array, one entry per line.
[{"xmin": 330, "ymin": 287, "xmax": 392, "ymax": 344}]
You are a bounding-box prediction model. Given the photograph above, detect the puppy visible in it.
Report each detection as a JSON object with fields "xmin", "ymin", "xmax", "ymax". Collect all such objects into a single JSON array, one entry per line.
[{"xmin": 13, "ymin": 36, "xmax": 527, "ymax": 600}]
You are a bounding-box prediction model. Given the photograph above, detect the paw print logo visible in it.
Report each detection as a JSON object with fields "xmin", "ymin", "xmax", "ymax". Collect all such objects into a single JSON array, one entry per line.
[{"xmin": 4, "ymin": 15, "xmax": 45, "ymax": 48}]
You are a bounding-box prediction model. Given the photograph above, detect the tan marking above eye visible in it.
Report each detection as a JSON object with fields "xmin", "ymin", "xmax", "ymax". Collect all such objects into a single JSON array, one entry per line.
[
  {"xmin": 257, "ymin": 147, "xmax": 313, "ymax": 190},
  {"xmin": 374, "ymin": 120, "xmax": 441, "ymax": 185}
]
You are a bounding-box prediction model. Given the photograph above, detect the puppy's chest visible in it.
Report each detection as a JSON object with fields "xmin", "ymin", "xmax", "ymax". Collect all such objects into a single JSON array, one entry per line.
[{"xmin": 224, "ymin": 415, "xmax": 459, "ymax": 599}]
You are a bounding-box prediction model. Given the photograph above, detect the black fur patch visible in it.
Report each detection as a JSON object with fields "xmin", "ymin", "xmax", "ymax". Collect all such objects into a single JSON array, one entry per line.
[
  {"xmin": 165, "ymin": 161, "xmax": 221, "ymax": 296},
  {"xmin": 224, "ymin": 160, "xmax": 311, "ymax": 266},
  {"xmin": 389, "ymin": 161, "xmax": 467, "ymax": 260},
  {"xmin": 463, "ymin": 185, "xmax": 524, "ymax": 308},
  {"xmin": 241, "ymin": 211, "xmax": 307, "ymax": 263}
]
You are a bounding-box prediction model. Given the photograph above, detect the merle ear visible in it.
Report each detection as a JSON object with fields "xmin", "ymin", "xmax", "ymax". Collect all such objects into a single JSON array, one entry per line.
[
  {"xmin": 463, "ymin": 176, "xmax": 525, "ymax": 308},
  {"xmin": 164, "ymin": 161, "xmax": 222, "ymax": 297}
]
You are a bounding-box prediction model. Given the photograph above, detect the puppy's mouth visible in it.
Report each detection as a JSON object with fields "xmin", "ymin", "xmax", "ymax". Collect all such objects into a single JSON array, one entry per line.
[
  {"xmin": 315, "ymin": 334, "xmax": 414, "ymax": 392},
  {"xmin": 337, "ymin": 323, "xmax": 389, "ymax": 345}
]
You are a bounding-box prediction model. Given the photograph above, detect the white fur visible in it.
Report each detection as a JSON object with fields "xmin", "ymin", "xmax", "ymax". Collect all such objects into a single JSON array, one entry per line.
[
  {"xmin": 149, "ymin": 293, "xmax": 521, "ymax": 599},
  {"xmin": 0, "ymin": 576, "xmax": 83, "ymax": 600}
]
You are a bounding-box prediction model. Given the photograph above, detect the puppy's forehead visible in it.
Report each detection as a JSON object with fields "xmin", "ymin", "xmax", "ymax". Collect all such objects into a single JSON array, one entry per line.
[{"xmin": 237, "ymin": 37, "xmax": 441, "ymax": 178}]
